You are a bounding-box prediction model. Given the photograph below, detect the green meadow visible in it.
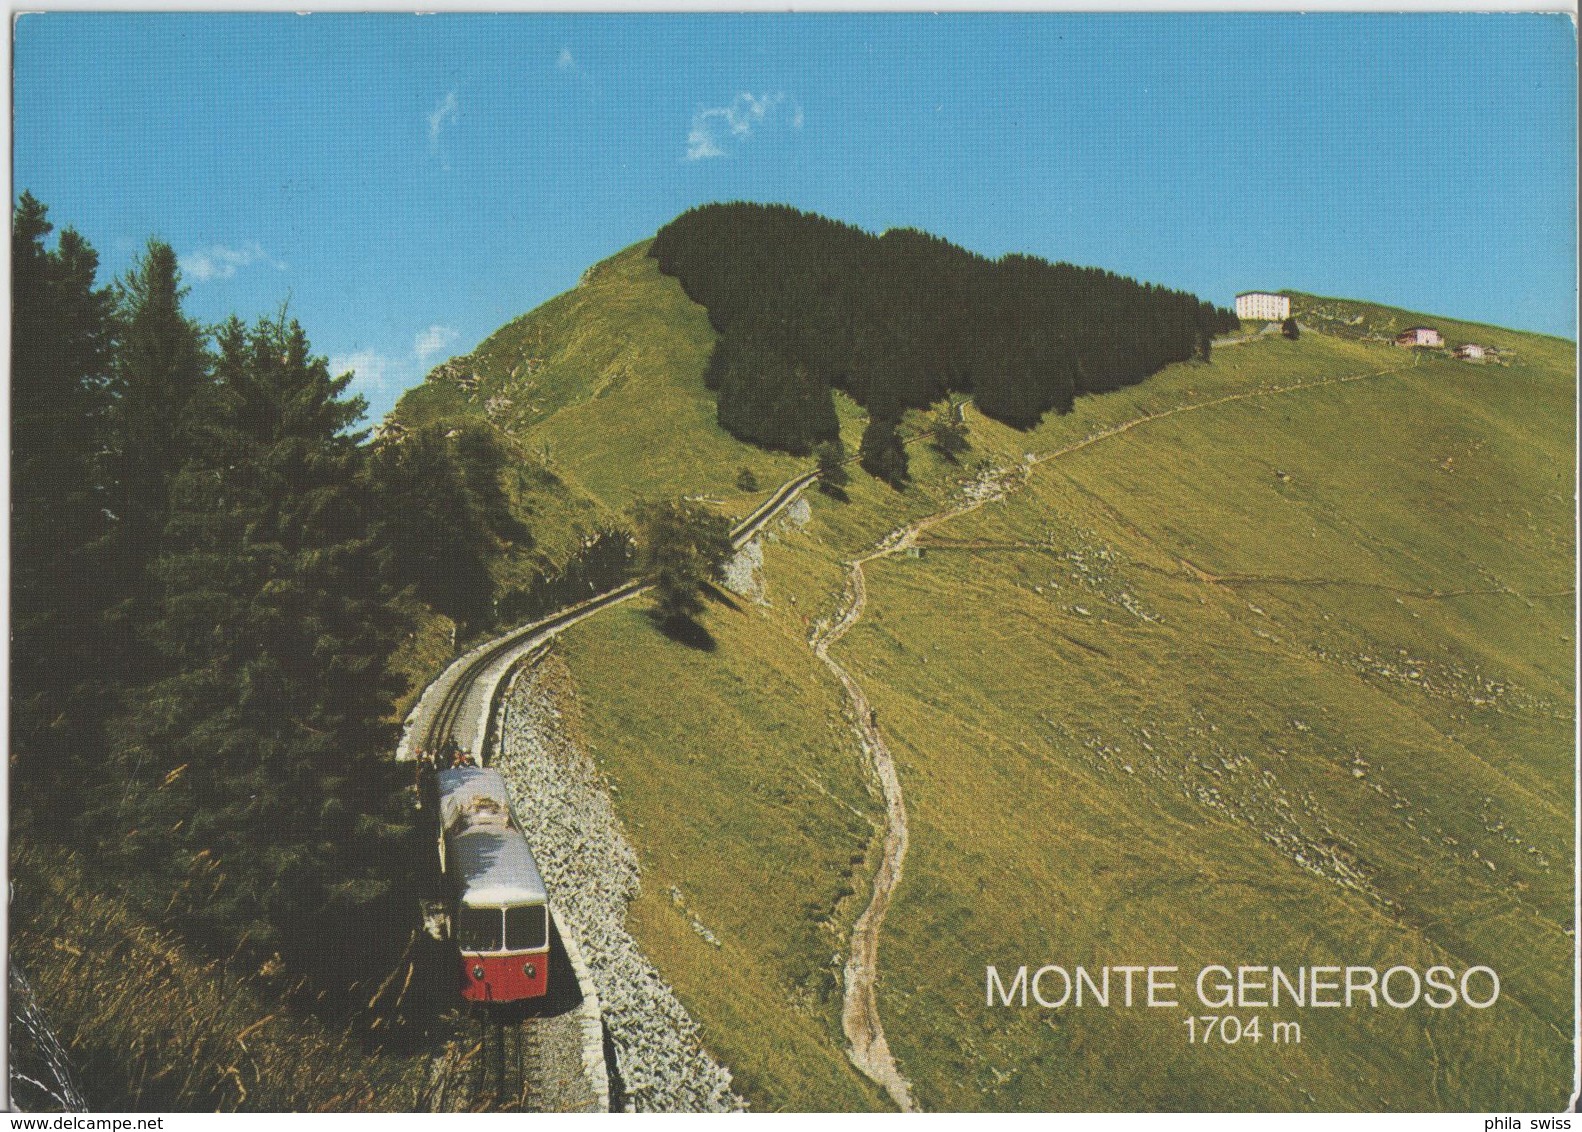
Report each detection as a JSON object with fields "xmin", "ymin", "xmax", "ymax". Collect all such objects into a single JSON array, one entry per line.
[
  {"xmin": 398, "ymin": 249, "xmax": 1575, "ymax": 1111},
  {"xmin": 392, "ymin": 242, "xmax": 805, "ymax": 530},
  {"xmin": 843, "ymin": 335, "xmax": 1573, "ymax": 1110}
]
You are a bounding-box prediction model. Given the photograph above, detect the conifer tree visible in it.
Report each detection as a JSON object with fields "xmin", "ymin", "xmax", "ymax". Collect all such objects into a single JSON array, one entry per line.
[
  {"xmin": 450, "ymin": 423, "xmax": 531, "ymax": 547},
  {"xmin": 930, "ymin": 402, "xmax": 970, "ymax": 462},
  {"xmin": 108, "ymin": 240, "xmax": 212, "ymax": 578},
  {"xmin": 113, "ymin": 311, "xmax": 408, "ymax": 971},
  {"xmin": 15, "ymin": 204, "xmax": 413, "ymax": 988},
  {"xmin": 814, "ymin": 439, "xmax": 851, "ymax": 496},
  {"xmin": 859, "ymin": 412, "xmax": 909, "ymax": 488},
  {"xmin": 634, "ymin": 498, "xmax": 733, "ymax": 626},
  {"xmin": 10, "ymin": 194, "xmax": 117, "ymax": 826},
  {"xmin": 367, "ymin": 424, "xmax": 505, "ymax": 630},
  {"xmin": 714, "ymin": 342, "xmax": 839, "ymax": 453}
]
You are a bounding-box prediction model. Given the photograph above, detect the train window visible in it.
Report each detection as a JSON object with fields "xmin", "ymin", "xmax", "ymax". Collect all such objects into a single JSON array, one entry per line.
[
  {"xmin": 455, "ymin": 906, "xmax": 502, "ymax": 952},
  {"xmin": 506, "ymin": 904, "xmax": 547, "ymax": 951}
]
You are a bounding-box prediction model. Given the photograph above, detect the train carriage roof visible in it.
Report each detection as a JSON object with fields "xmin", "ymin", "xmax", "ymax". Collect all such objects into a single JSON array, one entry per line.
[{"xmin": 437, "ymin": 767, "xmax": 548, "ymax": 906}]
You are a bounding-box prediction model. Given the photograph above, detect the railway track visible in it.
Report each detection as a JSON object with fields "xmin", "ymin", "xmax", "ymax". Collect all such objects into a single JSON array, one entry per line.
[
  {"xmin": 727, "ymin": 469, "xmax": 820, "ymax": 544},
  {"xmin": 471, "ymin": 1009, "xmax": 531, "ymax": 1107},
  {"xmin": 404, "ymin": 468, "xmax": 819, "ymax": 765},
  {"xmin": 407, "ymin": 467, "xmax": 819, "ymax": 1112}
]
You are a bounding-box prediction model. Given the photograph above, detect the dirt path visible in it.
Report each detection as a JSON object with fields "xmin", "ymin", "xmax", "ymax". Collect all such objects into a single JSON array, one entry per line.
[
  {"xmin": 808, "ymin": 360, "xmax": 1409, "ymax": 1111},
  {"xmin": 1024, "ymin": 362, "xmax": 1407, "ymax": 472},
  {"xmin": 811, "ymin": 554, "xmax": 917, "ymax": 1112},
  {"xmin": 810, "ymin": 466, "xmax": 1022, "ymax": 1112}
]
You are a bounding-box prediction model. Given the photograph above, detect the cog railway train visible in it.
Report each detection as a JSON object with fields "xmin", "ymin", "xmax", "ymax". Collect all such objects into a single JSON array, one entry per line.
[{"xmin": 435, "ymin": 765, "xmax": 551, "ymax": 1003}]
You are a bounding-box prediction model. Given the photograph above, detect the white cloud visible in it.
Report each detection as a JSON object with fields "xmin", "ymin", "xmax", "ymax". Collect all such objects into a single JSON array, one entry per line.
[
  {"xmin": 428, "ymin": 90, "xmax": 459, "ymax": 153},
  {"xmin": 330, "ymin": 350, "xmax": 394, "ymax": 396},
  {"xmin": 414, "ymin": 324, "xmax": 459, "ymax": 361},
  {"xmin": 180, "ymin": 241, "xmax": 286, "ymax": 283},
  {"xmin": 557, "ymin": 47, "xmax": 576, "ymax": 71},
  {"xmin": 686, "ymin": 126, "xmax": 725, "ymax": 161},
  {"xmin": 332, "ymin": 321, "xmax": 467, "ymax": 410},
  {"xmin": 685, "ymin": 92, "xmax": 800, "ymax": 161}
]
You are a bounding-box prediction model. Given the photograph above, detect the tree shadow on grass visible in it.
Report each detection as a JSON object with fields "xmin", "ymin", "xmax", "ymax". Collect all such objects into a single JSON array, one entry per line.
[{"xmin": 649, "ymin": 611, "xmax": 718, "ymax": 652}]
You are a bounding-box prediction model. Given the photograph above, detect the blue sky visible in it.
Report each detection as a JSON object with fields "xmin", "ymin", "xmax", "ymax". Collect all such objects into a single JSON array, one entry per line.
[{"xmin": 13, "ymin": 12, "xmax": 1577, "ymax": 423}]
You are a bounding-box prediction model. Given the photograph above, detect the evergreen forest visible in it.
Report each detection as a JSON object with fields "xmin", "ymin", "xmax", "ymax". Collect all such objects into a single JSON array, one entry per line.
[
  {"xmin": 10, "ymin": 194, "xmax": 527, "ymax": 1002},
  {"xmin": 650, "ymin": 202, "xmax": 1240, "ymax": 454}
]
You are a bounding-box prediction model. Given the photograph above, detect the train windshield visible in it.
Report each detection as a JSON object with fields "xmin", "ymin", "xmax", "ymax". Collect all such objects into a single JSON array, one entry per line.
[
  {"xmin": 455, "ymin": 906, "xmax": 502, "ymax": 952},
  {"xmin": 506, "ymin": 904, "xmax": 547, "ymax": 951}
]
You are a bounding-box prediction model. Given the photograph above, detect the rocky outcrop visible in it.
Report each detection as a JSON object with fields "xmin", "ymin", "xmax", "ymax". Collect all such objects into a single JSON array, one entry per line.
[{"xmin": 425, "ymin": 355, "xmax": 479, "ymax": 390}]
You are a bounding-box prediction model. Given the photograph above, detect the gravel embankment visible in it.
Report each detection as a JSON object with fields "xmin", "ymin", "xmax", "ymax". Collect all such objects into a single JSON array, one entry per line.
[
  {"xmin": 494, "ymin": 657, "xmax": 744, "ymax": 1113},
  {"xmin": 524, "ymin": 1006, "xmax": 596, "ymax": 1112}
]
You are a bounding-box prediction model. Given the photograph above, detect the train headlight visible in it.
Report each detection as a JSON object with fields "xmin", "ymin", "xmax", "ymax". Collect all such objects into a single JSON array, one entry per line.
[
  {"xmin": 472, "ymin": 965, "xmax": 486, "ymax": 980},
  {"xmin": 524, "ymin": 962, "xmax": 537, "ymax": 979}
]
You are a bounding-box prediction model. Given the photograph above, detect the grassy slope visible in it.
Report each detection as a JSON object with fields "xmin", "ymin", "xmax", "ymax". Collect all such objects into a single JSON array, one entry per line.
[
  {"xmin": 550, "ymin": 303, "xmax": 1573, "ymax": 1110},
  {"xmin": 848, "ymin": 331, "xmax": 1574, "ymax": 1110},
  {"xmin": 557, "ymin": 602, "xmax": 888, "ymax": 1111},
  {"xmin": 395, "ymin": 243, "xmax": 891, "ymax": 1110},
  {"xmin": 8, "ymin": 846, "xmax": 434, "ymax": 1112},
  {"xmin": 391, "ymin": 240, "xmax": 805, "ymax": 525},
  {"xmin": 1287, "ymin": 290, "xmax": 1562, "ymax": 356},
  {"xmin": 383, "ymin": 241, "xmax": 814, "ymax": 716},
  {"xmin": 397, "ymin": 254, "xmax": 1572, "ymax": 1111}
]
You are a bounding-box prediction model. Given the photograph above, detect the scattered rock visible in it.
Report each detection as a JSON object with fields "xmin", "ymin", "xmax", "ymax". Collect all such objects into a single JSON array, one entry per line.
[{"xmin": 722, "ymin": 539, "xmax": 768, "ymax": 605}]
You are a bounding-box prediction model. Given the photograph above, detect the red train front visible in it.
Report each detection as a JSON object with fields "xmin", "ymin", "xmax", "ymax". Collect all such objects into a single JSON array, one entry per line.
[{"xmin": 436, "ymin": 766, "xmax": 551, "ymax": 1003}]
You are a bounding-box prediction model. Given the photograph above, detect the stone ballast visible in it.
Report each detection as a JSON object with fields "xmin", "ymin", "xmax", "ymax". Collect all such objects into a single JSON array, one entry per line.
[{"xmin": 493, "ymin": 659, "xmax": 744, "ymax": 1113}]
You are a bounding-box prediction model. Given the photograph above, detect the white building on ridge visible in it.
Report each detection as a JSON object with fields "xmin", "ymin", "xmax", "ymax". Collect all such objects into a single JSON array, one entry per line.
[
  {"xmin": 1396, "ymin": 327, "xmax": 1444, "ymax": 348},
  {"xmin": 1235, "ymin": 291, "xmax": 1291, "ymax": 321}
]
